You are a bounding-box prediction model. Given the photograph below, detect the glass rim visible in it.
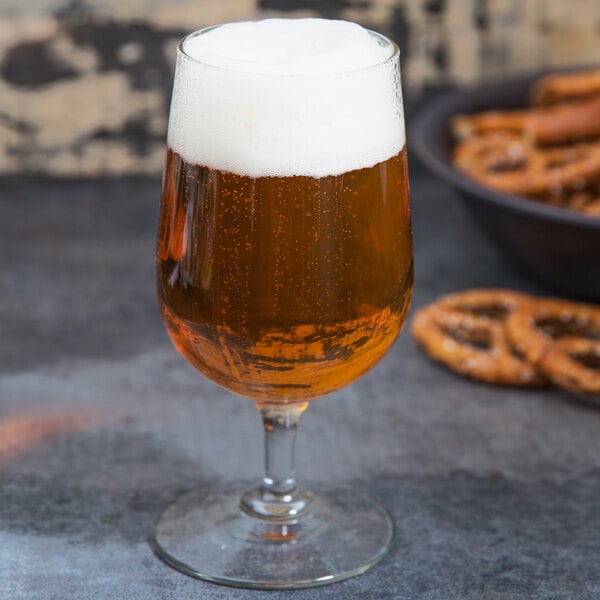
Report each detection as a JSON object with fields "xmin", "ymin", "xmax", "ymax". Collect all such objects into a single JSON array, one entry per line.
[{"xmin": 176, "ymin": 21, "xmax": 400, "ymax": 78}]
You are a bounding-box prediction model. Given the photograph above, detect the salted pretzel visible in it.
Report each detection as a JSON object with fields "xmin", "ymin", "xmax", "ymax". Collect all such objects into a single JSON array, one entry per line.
[
  {"xmin": 451, "ymin": 110, "xmax": 529, "ymax": 140},
  {"xmin": 452, "ymin": 131, "xmax": 526, "ymax": 174},
  {"xmin": 451, "ymin": 96, "xmax": 600, "ymax": 145},
  {"xmin": 530, "ymin": 96, "xmax": 600, "ymax": 144},
  {"xmin": 564, "ymin": 188, "xmax": 600, "ymax": 216},
  {"xmin": 453, "ymin": 134, "xmax": 600, "ymax": 195},
  {"xmin": 450, "ymin": 69, "xmax": 600, "ymax": 216},
  {"xmin": 506, "ymin": 298, "xmax": 600, "ymax": 395},
  {"xmin": 531, "ymin": 69, "xmax": 600, "ymax": 105},
  {"xmin": 411, "ymin": 290, "xmax": 547, "ymax": 386}
]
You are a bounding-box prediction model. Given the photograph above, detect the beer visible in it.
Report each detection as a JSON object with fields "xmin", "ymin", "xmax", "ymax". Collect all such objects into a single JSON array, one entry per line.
[
  {"xmin": 156, "ymin": 19, "xmax": 413, "ymax": 402},
  {"xmin": 151, "ymin": 20, "xmax": 411, "ymax": 588}
]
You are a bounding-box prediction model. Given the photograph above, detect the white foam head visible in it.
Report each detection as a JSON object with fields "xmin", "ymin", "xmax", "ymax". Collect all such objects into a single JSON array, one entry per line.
[{"xmin": 168, "ymin": 19, "xmax": 405, "ymax": 178}]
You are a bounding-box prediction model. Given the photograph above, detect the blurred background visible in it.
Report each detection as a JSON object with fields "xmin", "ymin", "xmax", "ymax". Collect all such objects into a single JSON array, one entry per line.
[{"xmin": 1, "ymin": 0, "xmax": 599, "ymax": 177}]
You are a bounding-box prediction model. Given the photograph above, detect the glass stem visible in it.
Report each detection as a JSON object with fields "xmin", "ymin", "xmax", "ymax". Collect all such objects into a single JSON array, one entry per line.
[
  {"xmin": 240, "ymin": 403, "xmax": 314, "ymax": 522},
  {"xmin": 261, "ymin": 403, "xmax": 302, "ymax": 495}
]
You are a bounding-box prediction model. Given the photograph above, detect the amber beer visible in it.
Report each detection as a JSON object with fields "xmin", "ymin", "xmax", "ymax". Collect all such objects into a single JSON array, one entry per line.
[
  {"xmin": 157, "ymin": 147, "xmax": 412, "ymax": 402},
  {"xmin": 152, "ymin": 20, "xmax": 411, "ymax": 588}
]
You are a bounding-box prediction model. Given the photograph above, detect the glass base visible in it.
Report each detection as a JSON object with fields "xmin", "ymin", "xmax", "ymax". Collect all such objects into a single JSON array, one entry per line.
[{"xmin": 149, "ymin": 486, "xmax": 394, "ymax": 590}]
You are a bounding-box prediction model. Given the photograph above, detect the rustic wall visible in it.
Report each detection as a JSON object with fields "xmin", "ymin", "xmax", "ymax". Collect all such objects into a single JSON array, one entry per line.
[{"xmin": 1, "ymin": 0, "xmax": 599, "ymax": 177}]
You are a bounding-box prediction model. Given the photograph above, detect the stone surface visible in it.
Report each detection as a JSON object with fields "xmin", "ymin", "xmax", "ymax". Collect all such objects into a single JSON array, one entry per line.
[
  {"xmin": 0, "ymin": 0, "xmax": 599, "ymax": 175},
  {"xmin": 1, "ymin": 163, "xmax": 600, "ymax": 599}
]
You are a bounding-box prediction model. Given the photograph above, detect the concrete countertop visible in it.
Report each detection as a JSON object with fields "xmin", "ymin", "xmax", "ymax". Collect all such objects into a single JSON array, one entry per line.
[{"xmin": 1, "ymin": 167, "xmax": 599, "ymax": 599}]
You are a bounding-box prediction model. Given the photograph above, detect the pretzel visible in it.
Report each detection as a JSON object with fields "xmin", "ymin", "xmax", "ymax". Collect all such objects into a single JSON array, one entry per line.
[
  {"xmin": 453, "ymin": 134, "xmax": 600, "ymax": 195},
  {"xmin": 531, "ymin": 69, "xmax": 600, "ymax": 105},
  {"xmin": 452, "ymin": 131, "xmax": 526, "ymax": 173},
  {"xmin": 537, "ymin": 178, "xmax": 600, "ymax": 214},
  {"xmin": 564, "ymin": 189, "xmax": 600, "ymax": 217},
  {"xmin": 530, "ymin": 96, "xmax": 600, "ymax": 144},
  {"xmin": 506, "ymin": 298, "xmax": 600, "ymax": 395},
  {"xmin": 451, "ymin": 96, "xmax": 600, "ymax": 146},
  {"xmin": 449, "ymin": 68, "xmax": 600, "ymax": 216},
  {"xmin": 451, "ymin": 111, "xmax": 529, "ymax": 140},
  {"xmin": 411, "ymin": 290, "xmax": 547, "ymax": 386}
]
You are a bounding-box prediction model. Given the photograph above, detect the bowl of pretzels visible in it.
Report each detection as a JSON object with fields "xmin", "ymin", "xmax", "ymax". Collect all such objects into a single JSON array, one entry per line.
[{"xmin": 410, "ymin": 68, "xmax": 600, "ymax": 300}]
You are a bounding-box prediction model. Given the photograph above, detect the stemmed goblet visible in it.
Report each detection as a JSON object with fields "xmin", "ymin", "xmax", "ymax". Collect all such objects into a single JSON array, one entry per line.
[{"xmin": 151, "ymin": 18, "xmax": 413, "ymax": 589}]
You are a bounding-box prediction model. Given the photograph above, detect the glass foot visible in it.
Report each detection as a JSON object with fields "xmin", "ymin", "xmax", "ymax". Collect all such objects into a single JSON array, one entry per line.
[{"xmin": 149, "ymin": 486, "xmax": 394, "ymax": 590}]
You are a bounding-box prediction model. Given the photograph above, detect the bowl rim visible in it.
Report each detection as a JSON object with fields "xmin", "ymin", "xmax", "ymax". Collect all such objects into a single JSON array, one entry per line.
[{"xmin": 409, "ymin": 74, "xmax": 600, "ymax": 231}]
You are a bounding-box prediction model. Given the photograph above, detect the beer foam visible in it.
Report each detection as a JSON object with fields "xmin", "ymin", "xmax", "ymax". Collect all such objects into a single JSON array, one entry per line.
[{"xmin": 168, "ymin": 19, "xmax": 405, "ymax": 178}]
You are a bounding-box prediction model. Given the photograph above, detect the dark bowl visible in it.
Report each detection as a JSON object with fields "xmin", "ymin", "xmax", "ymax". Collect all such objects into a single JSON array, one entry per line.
[{"xmin": 410, "ymin": 74, "xmax": 600, "ymax": 301}]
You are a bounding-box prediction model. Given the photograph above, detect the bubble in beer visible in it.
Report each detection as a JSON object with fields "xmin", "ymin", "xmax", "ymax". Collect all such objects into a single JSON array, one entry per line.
[{"xmin": 168, "ymin": 18, "xmax": 405, "ymax": 178}]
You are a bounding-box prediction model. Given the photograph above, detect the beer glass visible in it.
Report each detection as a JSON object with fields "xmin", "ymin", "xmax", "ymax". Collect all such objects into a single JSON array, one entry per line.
[{"xmin": 152, "ymin": 19, "xmax": 413, "ymax": 589}]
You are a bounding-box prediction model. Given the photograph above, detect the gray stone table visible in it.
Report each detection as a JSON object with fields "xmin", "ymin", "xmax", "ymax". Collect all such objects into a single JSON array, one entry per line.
[{"xmin": 1, "ymin": 166, "xmax": 599, "ymax": 600}]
